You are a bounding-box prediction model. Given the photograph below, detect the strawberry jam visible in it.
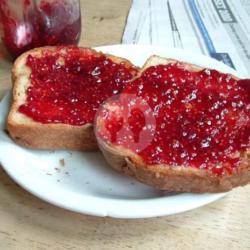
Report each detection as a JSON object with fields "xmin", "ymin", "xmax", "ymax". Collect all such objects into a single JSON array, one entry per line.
[
  {"xmin": 19, "ymin": 46, "xmax": 138, "ymax": 125},
  {"xmin": 0, "ymin": 0, "xmax": 81, "ymax": 58},
  {"xmin": 98, "ymin": 63, "xmax": 250, "ymax": 176}
]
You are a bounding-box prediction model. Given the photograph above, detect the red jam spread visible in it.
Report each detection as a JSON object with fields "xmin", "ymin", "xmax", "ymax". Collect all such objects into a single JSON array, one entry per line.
[
  {"xmin": 19, "ymin": 46, "xmax": 138, "ymax": 125},
  {"xmin": 0, "ymin": 0, "xmax": 81, "ymax": 58},
  {"xmin": 98, "ymin": 63, "xmax": 250, "ymax": 175}
]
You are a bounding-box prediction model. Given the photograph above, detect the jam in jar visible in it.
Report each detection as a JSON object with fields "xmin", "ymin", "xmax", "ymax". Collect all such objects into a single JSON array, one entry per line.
[{"xmin": 0, "ymin": 0, "xmax": 81, "ymax": 58}]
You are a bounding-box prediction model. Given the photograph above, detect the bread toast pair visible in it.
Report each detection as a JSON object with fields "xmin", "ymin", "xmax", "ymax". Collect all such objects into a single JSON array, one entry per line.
[{"xmin": 7, "ymin": 48, "xmax": 250, "ymax": 193}]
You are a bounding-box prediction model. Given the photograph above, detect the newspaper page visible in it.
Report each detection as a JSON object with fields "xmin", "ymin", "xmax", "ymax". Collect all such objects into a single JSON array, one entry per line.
[{"xmin": 122, "ymin": 0, "xmax": 250, "ymax": 77}]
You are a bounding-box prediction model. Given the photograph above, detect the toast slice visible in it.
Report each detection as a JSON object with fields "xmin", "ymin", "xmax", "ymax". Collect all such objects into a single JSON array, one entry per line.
[
  {"xmin": 95, "ymin": 56, "xmax": 250, "ymax": 193},
  {"xmin": 7, "ymin": 46, "xmax": 138, "ymax": 150}
]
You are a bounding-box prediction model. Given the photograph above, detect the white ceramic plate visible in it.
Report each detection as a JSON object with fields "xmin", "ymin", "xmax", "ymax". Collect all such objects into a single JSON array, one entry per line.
[{"xmin": 0, "ymin": 45, "xmax": 240, "ymax": 219}]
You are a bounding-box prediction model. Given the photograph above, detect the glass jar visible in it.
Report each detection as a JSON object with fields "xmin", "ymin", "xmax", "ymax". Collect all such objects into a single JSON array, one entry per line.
[{"xmin": 0, "ymin": 0, "xmax": 81, "ymax": 58}]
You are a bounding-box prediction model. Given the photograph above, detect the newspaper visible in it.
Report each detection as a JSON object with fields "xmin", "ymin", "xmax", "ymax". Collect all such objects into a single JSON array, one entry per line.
[{"xmin": 122, "ymin": 0, "xmax": 250, "ymax": 77}]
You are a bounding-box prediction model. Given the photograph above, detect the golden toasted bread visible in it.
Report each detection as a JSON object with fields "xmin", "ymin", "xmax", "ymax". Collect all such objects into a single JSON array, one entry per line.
[
  {"xmin": 95, "ymin": 56, "xmax": 250, "ymax": 193},
  {"xmin": 7, "ymin": 46, "xmax": 138, "ymax": 150}
]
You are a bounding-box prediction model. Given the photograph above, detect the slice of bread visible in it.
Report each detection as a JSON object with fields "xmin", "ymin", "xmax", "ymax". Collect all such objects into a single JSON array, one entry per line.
[
  {"xmin": 7, "ymin": 46, "xmax": 138, "ymax": 150},
  {"xmin": 95, "ymin": 56, "xmax": 250, "ymax": 193}
]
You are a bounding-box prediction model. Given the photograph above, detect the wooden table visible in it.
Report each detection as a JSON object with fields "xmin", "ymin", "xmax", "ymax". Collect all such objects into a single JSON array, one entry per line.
[{"xmin": 0, "ymin": 0, "xmax": 250, "ymax": 249}]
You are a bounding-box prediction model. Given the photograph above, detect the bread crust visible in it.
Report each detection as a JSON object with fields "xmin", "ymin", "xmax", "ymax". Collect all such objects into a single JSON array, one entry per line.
[
  {"xmin": 97, "ymin": 138, "xmax": 250, "ymax": 192},
  {"xmin": 7, "ymin": 46, "xmax": 138, "ymax": 150},
  {"xmin": 95, "ymin": 56, "xmax": 250, "ymax": 192},
  {"xmin": 7, "ymin": 120, "xmax": 96, "ymax": 150}
]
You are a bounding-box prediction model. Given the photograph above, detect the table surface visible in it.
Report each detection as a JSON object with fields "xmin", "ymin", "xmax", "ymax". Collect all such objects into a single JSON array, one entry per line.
[{"xmin": 0, "ymin": 0, "xmax": 250, "ymax": 249}]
